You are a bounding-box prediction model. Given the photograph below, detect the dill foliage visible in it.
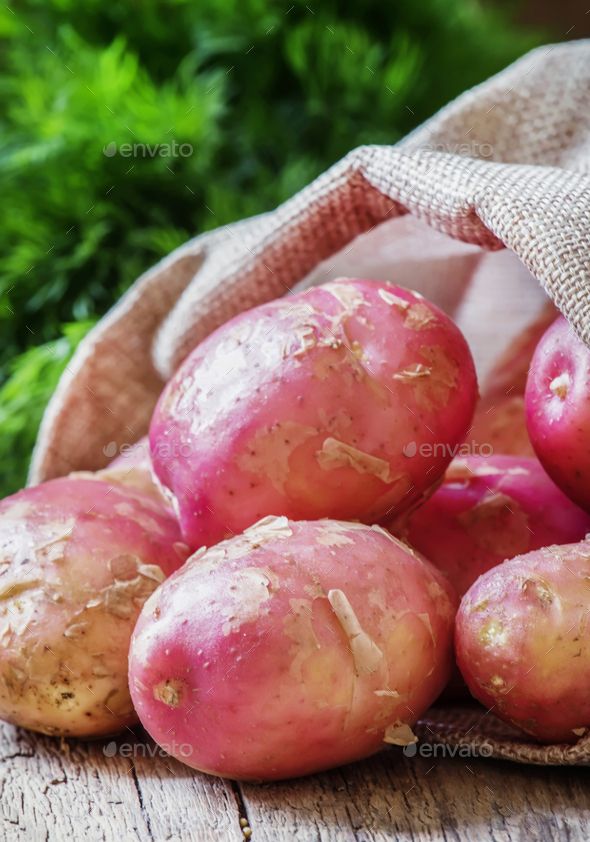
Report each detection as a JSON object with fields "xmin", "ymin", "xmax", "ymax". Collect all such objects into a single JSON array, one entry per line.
[{"xmin": 0, "ymin": 0, "xmax": 542, "ymax": 493}]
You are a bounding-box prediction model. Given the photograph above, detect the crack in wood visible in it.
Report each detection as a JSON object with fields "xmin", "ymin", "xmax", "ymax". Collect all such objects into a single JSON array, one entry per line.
[
  {"xmin": 131, "ymin": 762, "xmax": 155, "ymax": 842},
  {"xmin": 0, "ymin": 751, "xmax": 35, "ymax": 761},
  {"xmin": 1, "ymin": 720, "xmax": 590, "ymax": 840},
  {"xmin": 232, "ymin": 780, "xmax": 253, "ymax": 838}
]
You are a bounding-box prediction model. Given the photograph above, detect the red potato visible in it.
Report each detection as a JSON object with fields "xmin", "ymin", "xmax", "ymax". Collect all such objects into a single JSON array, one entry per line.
[
  {"xmin": 526, "ymin": 315, "xmax": 590, "ymax": 511},
  {"xmin": 456, "ymin": 541, "xmax": 590, "ymax": 743},
  {"xmin": 483, "ymin": 302, "xmax": 558, "ymax": 399},
  {"xmin": 391, "ymin": 455, "xmax": 590, "ymax": 597},
  {"xmin": 150, "ymin": 278, "xmax": 478, "ymax": 548},
  {"xmin": 470, "ymin": 303, "xmax": 556, "ymax": 458},
  {"xmin": 470, "ymin": 395, "xmax": 534, "ymax": 458},
  {"xmin": 0, "ymin": 477, "xmax": 189, "ymax": 737},
  {"xmin": 129, "ymin": 517, "xmax": 456, "ymax": 780}
]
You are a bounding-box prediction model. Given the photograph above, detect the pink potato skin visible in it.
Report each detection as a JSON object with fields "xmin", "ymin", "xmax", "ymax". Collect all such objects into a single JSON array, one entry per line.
[
  {"xmin": 526, "ymin": 316, "xmax": 590, "ymax": 511},
  {"xmin": 391, "ymin": 455, "xmax": 590, "ymax": 597},
  {"xmin": 129, "ymin": 517, "xmax": 456, "ymax": 781},
  {"xmin": 470, "ymin": 395, "xmax": 534, "ymax": 458},
  {"xmin": 150, "ymin": 279, "xmax": 478, "ymax": 548},
  {"xmin": 456, "ymin": 541, "xmax": 590, "ymax": 742},
  {"xmin": 470, "ymin": 303, "xmax": 557, "ymax": 458},
  {"xmin": 0, "ymin": 477, "xmax": 189, "ymax": 737}
]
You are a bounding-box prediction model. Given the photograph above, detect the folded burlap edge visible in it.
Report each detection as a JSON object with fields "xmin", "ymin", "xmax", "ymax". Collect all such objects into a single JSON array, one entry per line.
[{"xmin": 416, "ymin": 706, "xmax": 590, "ymax": 766}]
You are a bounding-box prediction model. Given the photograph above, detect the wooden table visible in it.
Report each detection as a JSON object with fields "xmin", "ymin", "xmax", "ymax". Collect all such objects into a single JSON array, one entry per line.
[{"xmin": 2, "ymin": 722, "xmax": 589, "ymax": 841}]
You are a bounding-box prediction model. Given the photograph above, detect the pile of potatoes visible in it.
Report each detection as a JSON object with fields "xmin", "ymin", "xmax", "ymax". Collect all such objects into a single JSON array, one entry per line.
[{"xmin": 3, "ymin": 278, "xmax": 590, "ymax": 780}]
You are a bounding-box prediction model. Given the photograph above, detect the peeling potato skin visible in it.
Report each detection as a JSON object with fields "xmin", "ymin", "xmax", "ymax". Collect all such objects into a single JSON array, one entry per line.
[
  {"xmin": 129, "ymin": 517, "xmax": 456, "ymax": 781},
  {"xmin": 526, "ymin": 316, "xmax": 590, "ymax": 512},
  {"xmin": 150, "ymin": 278, "xmax": 478, "ymax": 548},
  {"xmin": 0, "ymin": 477, "xmax": 189, "ymax": 738},
  {"xmin": 391, "ymin": 455, "xmax": 590, "ymax": 597},
  {"xmin": 456, "ymin": 541, "xmax": 590, "ymax": 743}
]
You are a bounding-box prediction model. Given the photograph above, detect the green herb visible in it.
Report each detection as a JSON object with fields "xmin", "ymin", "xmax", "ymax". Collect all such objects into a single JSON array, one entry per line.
[{"xmin": 0, "ymin": 1, "xmax": 544, "ymax": 495}]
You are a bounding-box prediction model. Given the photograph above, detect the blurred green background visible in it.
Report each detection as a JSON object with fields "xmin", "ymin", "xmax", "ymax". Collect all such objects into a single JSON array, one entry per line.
[{"xmin": 0, "ymin": 0, "xmax": 561, "ymax": 494}]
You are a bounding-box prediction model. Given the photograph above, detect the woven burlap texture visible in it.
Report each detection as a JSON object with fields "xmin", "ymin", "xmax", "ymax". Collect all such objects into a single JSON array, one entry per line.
[{"xmin": 30, "ymin": 40, "xmax": 590, "ymax": 765}]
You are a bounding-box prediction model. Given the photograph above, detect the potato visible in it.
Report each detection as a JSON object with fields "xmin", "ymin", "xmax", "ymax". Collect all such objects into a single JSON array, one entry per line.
[
  {"xmin": 456, "ymin": 541, "xmax": 590, "ymax": 742},
  {"xmin": 470, "ymin": 305, "xmax": 556, "ymax": 458},
  {"xmin": 392, "ymin": 455, "xmax": 590, "ymax": 596},
  {"xmin": 470, "ymin": 395, "xmax": 534, "ymax": 457},
  {"xmin": 483, "ymin": 302, "xmax": 557, "ymax": 399},
  {"xmin": 150, "ymin": 279, "xmax": 478, "ymax": 547},
  {"xmin": 0, "ymin": 477, "xmax": 189, "ymax": 737},
  {"xmin": 129, "ymin": 517, "xmax": 456, "ymax": 780},
  {"xmin": 526, "ymin": 316, "xmax": 590, "ymax": 511}
]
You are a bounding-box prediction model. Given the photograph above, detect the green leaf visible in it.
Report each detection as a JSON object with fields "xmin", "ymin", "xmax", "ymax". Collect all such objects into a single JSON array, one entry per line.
[
  {"xmin": 0, "ymin": 0, "xmax": 548, "ymax": 493},
  {"xmin": 0, "ymin": 321, "xmax": 95, "ymax": 495}
]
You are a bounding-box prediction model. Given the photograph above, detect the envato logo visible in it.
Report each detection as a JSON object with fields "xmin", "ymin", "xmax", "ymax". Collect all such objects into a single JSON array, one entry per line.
[
  {"xmin": 402, "ymin": 440, "xmax": 494, "ymax": 459},
  {"xmin": 103, "ymin": 141, "xmax": 193, "ymax": 158},
  {"xmin": 103, "ymin": 440, "xmax": 197, "ymax": 461},
  {"xmin": 420, "ymin": 141, "xmax": 494, "ymax": 159},
  {"xmin": 102, "ymin": 440, "xmax": 149, "ymax": 460},
  {"xmin": 402, "ymin": 740, "xmax": 493, "ymax": 759},
  {"xmin": 103, "ymin": 740, "xmax": 193, "ymax": 759}
]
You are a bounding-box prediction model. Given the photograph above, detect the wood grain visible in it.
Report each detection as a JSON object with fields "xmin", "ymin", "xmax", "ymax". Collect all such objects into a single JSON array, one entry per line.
[
  {"xmin": 241, "ymin": 748, "xmax": 590, "ymax": 841},
  {"xmin": 1, "ymin": 721, "xmax": 589, "ymax": 841},
  {"xmin": 0, "ymin": 723, "xmax": 239, "ymax": 842}
]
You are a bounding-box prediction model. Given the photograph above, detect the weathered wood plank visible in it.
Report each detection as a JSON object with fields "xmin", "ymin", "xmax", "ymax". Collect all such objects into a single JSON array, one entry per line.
[
  {"xmin": 0, "ymin": 722, "xmax": 241, "ymax": 842},
  {"xmin": 132, "ymin": 738, "xmax": 240, "ymax": 841},
  {"xmin": 0, "ymin": 722, "xmax": 150, "ymax": 841},
  {"xmin": 239, "ymin": 747, "xmax": 590, "ymax": 842},
  {"xmin": 2, "ymin": 720, "xmax": 590, "ymax": 842}
]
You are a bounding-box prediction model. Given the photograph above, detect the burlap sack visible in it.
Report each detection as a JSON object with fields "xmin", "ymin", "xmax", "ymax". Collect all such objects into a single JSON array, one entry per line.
[{"xmin": 30, "ymin": 40, "xmax": 590, "ymax": 764}]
